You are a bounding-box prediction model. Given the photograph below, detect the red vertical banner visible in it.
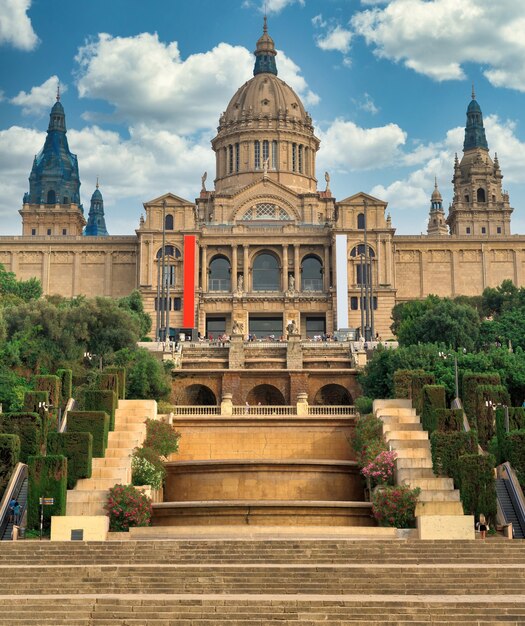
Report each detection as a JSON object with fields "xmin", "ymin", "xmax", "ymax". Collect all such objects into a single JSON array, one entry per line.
[{"xmin": 183, "ymin": 235, "xmax": 196, "ymax": 328}]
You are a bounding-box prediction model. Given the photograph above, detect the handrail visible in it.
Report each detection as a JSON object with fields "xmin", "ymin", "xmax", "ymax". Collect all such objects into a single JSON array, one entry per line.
[
  {"xmin": 232, "ymin": 405, "xmax": 297, "ymax": 416},
  {"xmin": 0, "ymin": 463, "xmax": 28, "ymax": 539},
  {"xmin": 58, "ymin": 397, "xmax": 76, "ymax": 433},
  {"xmin": 500, "ymin": 462, "xmax": 525, "ymax": 537}
]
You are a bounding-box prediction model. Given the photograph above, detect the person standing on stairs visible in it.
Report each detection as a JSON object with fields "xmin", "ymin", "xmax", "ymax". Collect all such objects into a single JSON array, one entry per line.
[{"xmin": 477, "ymin": 514, "xmax": 488, "ymax": 539}]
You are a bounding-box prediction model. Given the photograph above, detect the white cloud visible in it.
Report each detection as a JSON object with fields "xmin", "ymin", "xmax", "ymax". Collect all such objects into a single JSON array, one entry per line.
[
  {"xmin": 352, "ymin": 0, "xmax": 525, "ymax": 90},
  {"xmin": 316, "ymin": 25, "xmax": 352, "ymax": 54},
  {"xmin": 0, "ymin": 0, "xmax": 38, "ymax": 50},
  {"xmin": 352, "ymin": 92, "xmax": 379, "ymax": 115},
  {"xmin": 75, "ymin": 33, "xmax": 319, "ymax": 133},
  {"xmin": 317, "ymin": 119, "xmax": 407, "ymax": 172},
  {"xmin": 244, "ymin": 0, "xmax": 305, "ymax": 14},
  {"xmin": 11, "ymin": 76, "xmax": 67, "ymax": 115}
]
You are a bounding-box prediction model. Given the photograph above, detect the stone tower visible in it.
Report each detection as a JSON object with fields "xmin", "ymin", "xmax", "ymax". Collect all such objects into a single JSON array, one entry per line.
[
  {"xmin": 447, "ymin": 89, "xmax": 513, "ymax": 237},
  {"xmin": 20, "ymin": 92, "xmax": 86, "ymax": 236},
  {"xmin": 427, "ymin": 179, "xmax": 448, "ymax": 236},
  {"xmin": 84, "ymin": 181, "xmax": 109, "ymax": 236}
]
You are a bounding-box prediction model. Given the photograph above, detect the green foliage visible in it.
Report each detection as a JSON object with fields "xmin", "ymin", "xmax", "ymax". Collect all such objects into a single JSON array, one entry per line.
[
  {"xmin": 56, "ymin": 369, "xmax": 72, "ymax": 405},
  {"xmin": 117, "ymin": 290, "xmax": 152, "ymax": 340},
  {"xmin": 105, "ymin": 366, "xmax": 126, "ymax": 400},
  {"xmin": 351, "ymin": 413, "xmax": 387, "ymax": 467},
  {"xmin": 504, "ymin": 430, "xmax": 525, "ymax": 487},
  {"xmin": 462, "ymin": 373, "xmax": 501, "ymax": 427},
  {"xmin": 47, "ymin": 432, "xmax": 93, "ymax": 489},
  {"xmin": 23, "ymin": 390, "xmax": 48, "ymax": 413},
  {"xmin": 434, "ymin": 409, "xmax": 464, "ymax": 432},
  {"xmin": 420, "ymin": 385, "xmax": 446, "ymax": 433},
  {"xmin": 393, "ymin": 369, "xmax": 425, "ymax": 399},
  {"xmin": 34, "ymin": 375, "xmax": 61, "ymax": 408},
  {"xmin": 371, "ymin": 485, "xmax": 421, "ymax": 528},
  {"xmin": 123, "ymin": 349, "xmax": 171, "ymax": 400},
  {"xmin": 354, "ymin": 396, "xmax": 374, "ymax": 415},
  {"xmin": 430, "ymin": 430, "xmax": 478, "ymax": 486},
  {"xmin": 0, "ymin": 412, "xmax": 43, "ymax": 462},
  {"xmin": 411, "ymin": 374, "xmax": 436, "ymax": 415},
  {"xmin": 84, "ymin": 390, "xmax": 117, "ymax": 431},
  {"xmin": 143, "ymin": 419, "xmax": 180, "ymax": 458},
  {"xmin": 0, "ymin": 434, "xmax": 20, "ymax": 495},
  {"xmin": 474, "ymin": 385, "xmax": 510, "ymax": 446},
  {"xmin": 495, "ymin": 407, "xmax": 525, "ymax": 464},
  {"xmin": 0, "ymin": 365, "xmax": 31, "ymax": 412},
  {"xmin": 0, "ymin": 263, "xmax": 42, "ymax": 302},
  {"xmin": 104, "ymin": 483, "xmax": 152, "ymax": 532},
  {"xmin": 99, "ymin": 372, "xmax": 119, "ymax": 399},
  {"xmin": 27, "ymin": 455, "xmax": 67, "ymax": 530},
  {"xmin": 67, "ymin": 411, "xmax": 109, "ymax": 458},
  {"xmin": 458, "ymin": 453, "xmax": 497, "ymax": 522},
  {"xmin": 131, "ymin": 455, "xmax": 163, "ymax": 489}
]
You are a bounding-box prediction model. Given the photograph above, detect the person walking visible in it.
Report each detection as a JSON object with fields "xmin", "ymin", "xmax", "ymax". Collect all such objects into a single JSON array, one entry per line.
[{"xmin": 477, "ymin": 514, "xmax": 488, "ymax": 539}]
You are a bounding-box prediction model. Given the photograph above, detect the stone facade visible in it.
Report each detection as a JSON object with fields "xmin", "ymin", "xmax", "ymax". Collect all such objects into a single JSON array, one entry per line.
[{"xmin": 2, "ymin": 24, "xmax": 523, "ymax": 339}]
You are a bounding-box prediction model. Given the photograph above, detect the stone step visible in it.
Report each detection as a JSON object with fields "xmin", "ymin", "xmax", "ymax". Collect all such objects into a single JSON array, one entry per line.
[
  {"xmin": 415, "ymin": 501, "xmax": 464, "ymax": 515},
  {"xmin": 92, "ymin": 457, "xmax": 131, "ymax": 468},
  {"xmin": 383, "ymin": 422, "xmax": 423, "ymax": 432},
  {"xmin": 91, "ymin": 466, "xmax": 131, "ymax": 479},
  {"xmin": 401, "ymin": 476, "xmax": 455, "ymax": 490},
  {"xmin": 75, "ymin": 477, "xmax": 127, "ymax": 490},
  {"xmin": 104, "ymin": 448, "xmax": 132, "ymax": 458},
  {"xmin": 107, "ymin": 432, "xmax": 143, "ymax": 444},
  {"xmin": 394, "ymin": 448, "xmax": 433, "ymax": 459},
  {"xmin": 385, "ymin": 430, "xmax": 429, "ymax": 441},
  {"xmin": 388, "ymin": 439, "xmax": 430, "ymax": 449},
  {"xmin": 417, "ymin": 488, "xmax": 461, "ymax": 502},
  {"xmin": 396, "ymin": 468, "xmax": 437, "ymax": 482},
  {"xmin": 380, "ymin": 414, "xmax": 420, "ymax": 425},
  {"xmin": 396, "ymin": 457, "xmax": 434, "ymax": 470}
]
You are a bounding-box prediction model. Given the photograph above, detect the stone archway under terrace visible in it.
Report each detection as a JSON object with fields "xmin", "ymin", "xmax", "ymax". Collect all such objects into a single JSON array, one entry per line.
[{"xmin": 313, "ymin": 384, "xmax": 353, "ymax": 406}]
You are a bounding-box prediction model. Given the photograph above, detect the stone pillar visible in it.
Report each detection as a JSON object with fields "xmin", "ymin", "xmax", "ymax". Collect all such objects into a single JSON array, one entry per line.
[
  {"xmin": 147, "ymin": 238, "xmax": 153, "ymax": 286},
  {"xmin": 201, "ymin": 245, "xmax": 208, "ymax": 291},
  {"xmin": 514, "ymin": 249, "xmax": 521, "ymax": 286},
  {"xmin": 11, "ymin": 251, "xmax": 18, "ymax": 274},
  {"xmin": 296, "ymin": 392, "xmax": 308, "ymax": 417},
  {"xmin": 450, "ymin": 249, "xmax": 457, "ymax": 297},
  {"xmin": 243, "ymin": 244, "xmax": 249, "ymax": 292},
  {"xmin": 386, "ymin": 238, "xmax": 392, "ymax": 286},
  {"xmin": 324, "ymin": 245, "xmax": 330, "ymax": 291},
  {"xmin": 481, "ymin": 244, "xmax": 487, "ymax": 289},
  {"xmin": 42, "ymin": 251, "xmax": 50, "ymax": 295},
  {"xmin": 229, "ymin": 333, "xmax": 245, "ymax": 369},
  {"xmin": 221, "ymin": 393, "xmax": 233, "ymax": 417},
  {"xmin": 104, "ymin": 251, "xmax": 113, "ymax": 296},
  {"xmin": 231, "ymin": 244, "xmax": 238, "ymax": 292},
  {"xmin": 72, "ymin": 251, "xmax": 81, "ymax": 297},
  {"xmin": 294, "ymin": 244, "xmax": 300, "ymax": 292},
  {"xmin": 286, "ymin": 333, "xmax": 302, "ymax": 369},
  {"xmin": 282, "ymin": 244, "xmax": 289, "ymax": 291}
]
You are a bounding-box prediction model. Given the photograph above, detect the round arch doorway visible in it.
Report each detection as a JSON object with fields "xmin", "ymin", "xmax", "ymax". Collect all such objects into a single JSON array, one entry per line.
[
  {"xmin": 247, "ymin": 384, "xmax": 286, "ymax": 406},
  {"xmin": 313, "ymin": 384, "xmax": 353, "ymax": 406},
  {"xmin": 181, "ymin": 384, "xmax": 217, "ymax": 406}
]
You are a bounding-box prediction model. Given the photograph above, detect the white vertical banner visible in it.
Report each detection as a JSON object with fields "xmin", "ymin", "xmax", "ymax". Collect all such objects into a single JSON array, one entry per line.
[{"xmin": 335, "ymin": 234, "xmax": 349, "ymax": 329}]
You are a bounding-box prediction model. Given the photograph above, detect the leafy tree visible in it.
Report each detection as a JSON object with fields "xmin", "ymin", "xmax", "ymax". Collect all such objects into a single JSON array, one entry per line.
[
  {"xmin": 118, "ymin": 290, "xmax": 152, "ymax": 339},
  {"xmin": 121, "ymin": 348, "xmax": 171, "ymax": 400},
  {"xmin": 0, "ymin": 264, "xmax": 42, "ymax": 302}
]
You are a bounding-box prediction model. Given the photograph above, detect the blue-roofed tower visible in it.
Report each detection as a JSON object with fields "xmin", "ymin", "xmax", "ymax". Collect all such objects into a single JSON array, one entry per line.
[
  {"xmin": 447, "ymin": 88, "xmax": 513, "ymax": 237},
  {"xmin": 19, "ymin": 91, "xmax": 86, "ymax": 236},
  {"xmin": 84, "ymin": 181, "xmax": 109, "ymax": 236}
]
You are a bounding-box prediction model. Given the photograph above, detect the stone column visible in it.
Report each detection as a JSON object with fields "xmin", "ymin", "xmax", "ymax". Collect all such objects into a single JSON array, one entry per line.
[
  {"xmin": 294, "ymin": 244, "xmax": 300, "ymax": 292},
  {"xmin": 221, "ymin": 393, "xmax": 233, "ymax": 416},
  {"xmin": 147, "ymin": 238, "xmax": 153, "ymax": 286},
  {"xmin": 324, "ymin": 245, "xmax": 330, "ymax": 291},
  {"xmin": 231, "ymin": 244, "xmax": 238, "ymax": 292},
  {"xmin": 201, "ymin": 245, "xmax": 208, "ymax": 291},
  {"xmin": 72, "ymin": 251, "xmax": 81, "ymax": 297},
  {"xmin": 243, "ymin": 244, "xmax": 250, "ymax": 292},
  {"xmin": 450, "ymin": 249, "xmax": 457, "ymax": 297},
  {"xmin": 286, "ymin": 333, "xmax": 302, "ymax": 369},
  {"xmin": 514, "ymin": 249, "xmax": 521, "ymax": 286},
  {"xmin": 282, "ymin": 244, "xmax": 289, "ymax": 291},
  {"xmin": 42, "ymin": 250, "xmax": 50, "ymax": 295},
  {"xmin": 11, "ymin": 251, "xmax": 18, "ymax": 274},
  {"xmin": 481, "ymin": 244, "xmax": 487, "ymax": 289},
  {"xmin": 386, "ymin": 237, "xmax": 392, "ymax": 286},
  {"xmin": 104, "ymin": 251, "xmax": 113, "ymax": 296},
  {"xmin": 296, "ymin": 392, "xmax": 308, "ymax": 417}
]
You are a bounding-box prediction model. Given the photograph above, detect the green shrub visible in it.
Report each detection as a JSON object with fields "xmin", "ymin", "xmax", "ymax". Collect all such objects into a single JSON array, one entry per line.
[
  {"xmin": 458, "ymin": 453, "xmax": 497, "ymax": 522},
  {"xmin": 105, "ymin": 366, "xmax": 126, "ymax": 400},
  {"xmin": 420, "ymin": 385, "xmax": 446, "ymax": 433},
  {"xmin": 131, "ymin": 455, "xmax": 163, "ymax": 489},
  {"xmin": 84, "ymin": 390, "xmax": 117, "ymax": 431},
  {"xmin": 0, "ymin": 412, "xmax": 43, "ymax": 462},
  {"xmin": 67, "ymin": 411, "xmax": 109, "ymax": 458},
  {"xmin": 56, "ymin": 369, "xmax": 72, "ymax": 406},
  {"xmin": 434, "ymin": 409, "xmax": 464, "ymax": 432},
  {"xmin": 34, "ymin": 375, "xmax": 61, "ymax": 408},
  {"xmin": 474, "ymin": 385, "xmax": 510, "ymax": 446},
  {"xmin": 462, "ymin": 373, "xmax": 501, "ymax": 427},
  {"xmin": 27, "ymin": 455, "xmax": 67, "ymax": 531},
  {"xmin": 430, "ymin": 430, "xmax": 478, "ymax": 486},
  {"xmin": 0, "ymin": 434, "xmax": 20, "ymax": 495},
  {"xmin": 351, "ymin": 412, "xmax": 387, "ymax": 467},
  {"xmin": 495, "ymin": 408, "xmax": 525, "ymax": 464},
  {"xmin": 355, "ymin": 396, "xmax": 374, "ymax": 415},
  {"xmin": 104, "ymin": 484, "xmax": 152, "ymax": 532},
  {"xmin": 411, "ymin": 373, "xmax": 436, "ymax": 415},
  {"xmin": 99, "ymin": 373, "xmax": 119, "ymax": 399},
  {"xmin": 393, "ymin": 369, "xmax": 425, "ymax": 399},
  {"xmin": 505, "ymin": 430, "xmax": 525, "ymax": 487},
  {"xmin": 371, "ymin": 485, "xmax": 421, "ymax": 528},
  {"xmin": 23, "ymin": 390, "xmax": 49, "ymax": 414},
  {"xmin": 143, "ymin": 419, "xmax": 180, "ymax": 458},
  {"xmin": 47, "ymin": 432, "xmax": 93, "ymax": 489}
]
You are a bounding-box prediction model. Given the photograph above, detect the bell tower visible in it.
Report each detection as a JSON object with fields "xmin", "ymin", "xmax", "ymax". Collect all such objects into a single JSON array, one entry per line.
[{"xmin": 427, "ymin": 179, "xmax": 448, "ymax": 236}]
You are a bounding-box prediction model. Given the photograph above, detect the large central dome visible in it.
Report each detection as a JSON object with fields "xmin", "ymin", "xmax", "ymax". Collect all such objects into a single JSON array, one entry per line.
[{"xmin": 212, "ymin": 19, "xmax": 319, "ymax": 194}]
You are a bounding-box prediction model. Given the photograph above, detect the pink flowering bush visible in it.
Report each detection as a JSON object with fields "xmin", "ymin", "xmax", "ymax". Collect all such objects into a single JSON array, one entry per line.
[
  {"xmin": 372, "ymin": 485, "xmax": 421, "ymax": 528},
  {"xmin": 361, "ymin": 450, "xmax": 397, "ymax": 486},
  {"xmin": 104, "ymin": 484, "xmax": 152, "ymax": 532}
]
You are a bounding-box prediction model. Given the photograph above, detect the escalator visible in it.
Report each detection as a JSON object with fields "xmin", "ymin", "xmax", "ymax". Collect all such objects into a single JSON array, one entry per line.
[
  {"xmin": 0, "ymin": 464, "xmax": 28, "ymax": 540},
  {"xmin": 496, "ymin": 463, "xmax": 525, "ymax": 539}
]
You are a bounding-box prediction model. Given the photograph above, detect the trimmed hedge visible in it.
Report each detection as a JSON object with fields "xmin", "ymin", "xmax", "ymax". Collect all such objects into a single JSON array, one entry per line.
[
  {"xmin": 458, "ymin": 453, "xmax": 497, "ymax": 522},
  {"xmin": 420, "ymin": 385, "xmax": 446, "ymax": 433},
  {"xmin": 411, "ymin": 373, "xmax": 436, "ymax": 415},
  {"xmin": 23, "ymin": 390, "xmax": 49, "ymax": 414},
  {"xmin": 0, "ymin": 434, "xmax": 20, "ymax": 494},
  {"xmin": 48, "ymin": 432, "xmax": 93, "ymax": 489},
  {"xmin": 462, "ymin": 373, "xmax": 501, "ymax": 427},
  {"xmin": 495, "ymin": 407, "xmax": 525, "ymax": 464},
  {"xmin": 67, "ymin": 411, "xmax": 109, "ymax": 458},
  {"xmin": 474, "ymin": 384, "xmax": 510, "ymax": 446},
  {"xmin": 84, "ymin": 390, "xmax": 117, "ymax": 431},
  {"xmin": 105, "ymin": 366, "xmax": 126, "ymax": 400},
  {"xmin": 56, "ymin": 369, "xmax": 72, "ymax": 406},
  {"xmin": 27, "ymin": 455, "xmax": 67, "ymax": 531},
  {"xmin": 434, "ymin": 408, "xmax": 464, "ymax": 432},
  {"xmin": 35, "ymin": 375, "xmax": 61, "ymax": 408},
  {"xmin": 0, "ymin": 412, "xmax": 43, "ymax": 462},
  {"xmin": 430, "ymin": 430, "xmax": 478, "ymax": 486},
  {"xmin": 99, "ymin": 373, "xmax": 119, "ymax": 399},
  {"xmin": 505, "ymin": 430, "xmax": 525, "ymax": 487},
  {"xmin": 393, "ymin": 369, "xmax": 425, "ymax": 399}
]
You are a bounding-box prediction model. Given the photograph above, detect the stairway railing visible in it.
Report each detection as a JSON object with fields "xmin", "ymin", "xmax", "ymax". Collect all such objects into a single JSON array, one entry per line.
[
  {"xmin": 0, "ymin": 463, "xmax": 28, "ymax": 539},
  {"xmin": 498, "ymin": 462, "xmax": 525, "ymax": 538}
]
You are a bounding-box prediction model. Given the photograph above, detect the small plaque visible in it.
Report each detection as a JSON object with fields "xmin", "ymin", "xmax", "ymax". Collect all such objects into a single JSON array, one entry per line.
[{"xmin": 71, "ymin": 529, "xmax": 84, "ymax": 541}]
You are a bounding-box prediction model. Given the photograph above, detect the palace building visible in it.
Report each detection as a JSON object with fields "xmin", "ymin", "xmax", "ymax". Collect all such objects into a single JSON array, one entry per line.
[{"xmin": 1, "ymin": 21, "xmax": 523, "ymax": 342}]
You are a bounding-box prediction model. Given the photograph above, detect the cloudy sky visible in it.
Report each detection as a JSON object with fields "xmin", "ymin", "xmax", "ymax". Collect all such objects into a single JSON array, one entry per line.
[{"xmin": 1, "ymin": 0, "xmax": 525, "ymax": 235}]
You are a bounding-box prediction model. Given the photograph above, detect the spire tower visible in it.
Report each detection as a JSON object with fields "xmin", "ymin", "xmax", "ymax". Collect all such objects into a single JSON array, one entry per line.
[{"xmin": 427, "ymin": 178, "xmax": 448, "ymax": 236}]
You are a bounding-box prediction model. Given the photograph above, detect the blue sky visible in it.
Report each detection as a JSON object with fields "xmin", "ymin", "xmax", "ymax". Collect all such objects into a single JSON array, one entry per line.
[{"xmin": 1, "ymin": 0, "xmax": 525, "ymax": 236}]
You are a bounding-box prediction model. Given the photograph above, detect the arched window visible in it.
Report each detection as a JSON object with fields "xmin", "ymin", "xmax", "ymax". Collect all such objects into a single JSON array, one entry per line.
[
  {"xmin": 254, "ymin": 140, "xmax": 261, "ymax": 169},
  {"xmin": 298, "ymin": 145, "xmax": 303, "ymax": 173},
  {"xmin": 477, "ymin": 188, "xmax": 486, "ymax": 202},
  {"xmin": 156, "ymin": 245, "xmax": 181, "ymax": 259},
  {"xmin": 228, "ymin": 145, "xmax": 234, "ymax": 174},
  {"xmin": 357, "ymin": 213, "xmax": 365, "ymax": 229},
  {"xmin": 301, "ymin": 255, "xmax": 323, "ymax": 291},
  {"xmin": 165, "ymin": 214, "xmax": 174, "ymax": 230},
  {"xmin": 263, "ymin": 140, "xmax": 269, "ymax": 164},
  {"xmin": 292, "ymin": 144, "xmax": 297, "ymax": 172},
  {"xmin": 272, "ymin": 140, "xmax": 278, "ymax": 169},
  {"xmin": 46, "ymin": 189, "xmax": 56, "ymax": 204},
  {"xmin": 350, "ymin": 244, "xmax": 375, "ymax": 258},
  {"xmin": 209, "ymin": 256, "xmax": 231, "ymax": 292},
  {"xmin": 253, "ymin": 253, "xmax": 280, "ymax": 291}
]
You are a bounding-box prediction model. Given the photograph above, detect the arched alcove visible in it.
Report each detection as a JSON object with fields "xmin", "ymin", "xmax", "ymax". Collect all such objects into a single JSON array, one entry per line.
[
  {"xmin": 313, "ymin": 384, "xmax": 353, "ymax": 406},
  {"xmin": 181, "ymin": 384, "xmax": 217, "ymax": 406},
  {"xmin": 247, "ymin": 384, "xmax": 286, "ymax": 406}
]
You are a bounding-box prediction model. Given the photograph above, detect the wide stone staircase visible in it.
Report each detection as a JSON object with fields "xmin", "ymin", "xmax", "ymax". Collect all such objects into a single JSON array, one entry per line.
[
  {"xmin": 66, "ymin": 400, "xmax": 157, "ymax": 516},
  {"xmin": 0, "ymin": 539, "xmax": 525, "ymax": 624}
]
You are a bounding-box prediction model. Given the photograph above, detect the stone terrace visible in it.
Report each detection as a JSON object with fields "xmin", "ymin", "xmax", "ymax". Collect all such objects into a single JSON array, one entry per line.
[{"xmin": 0, "ymin": 539, "xmax": 525, "ymax": 624}]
